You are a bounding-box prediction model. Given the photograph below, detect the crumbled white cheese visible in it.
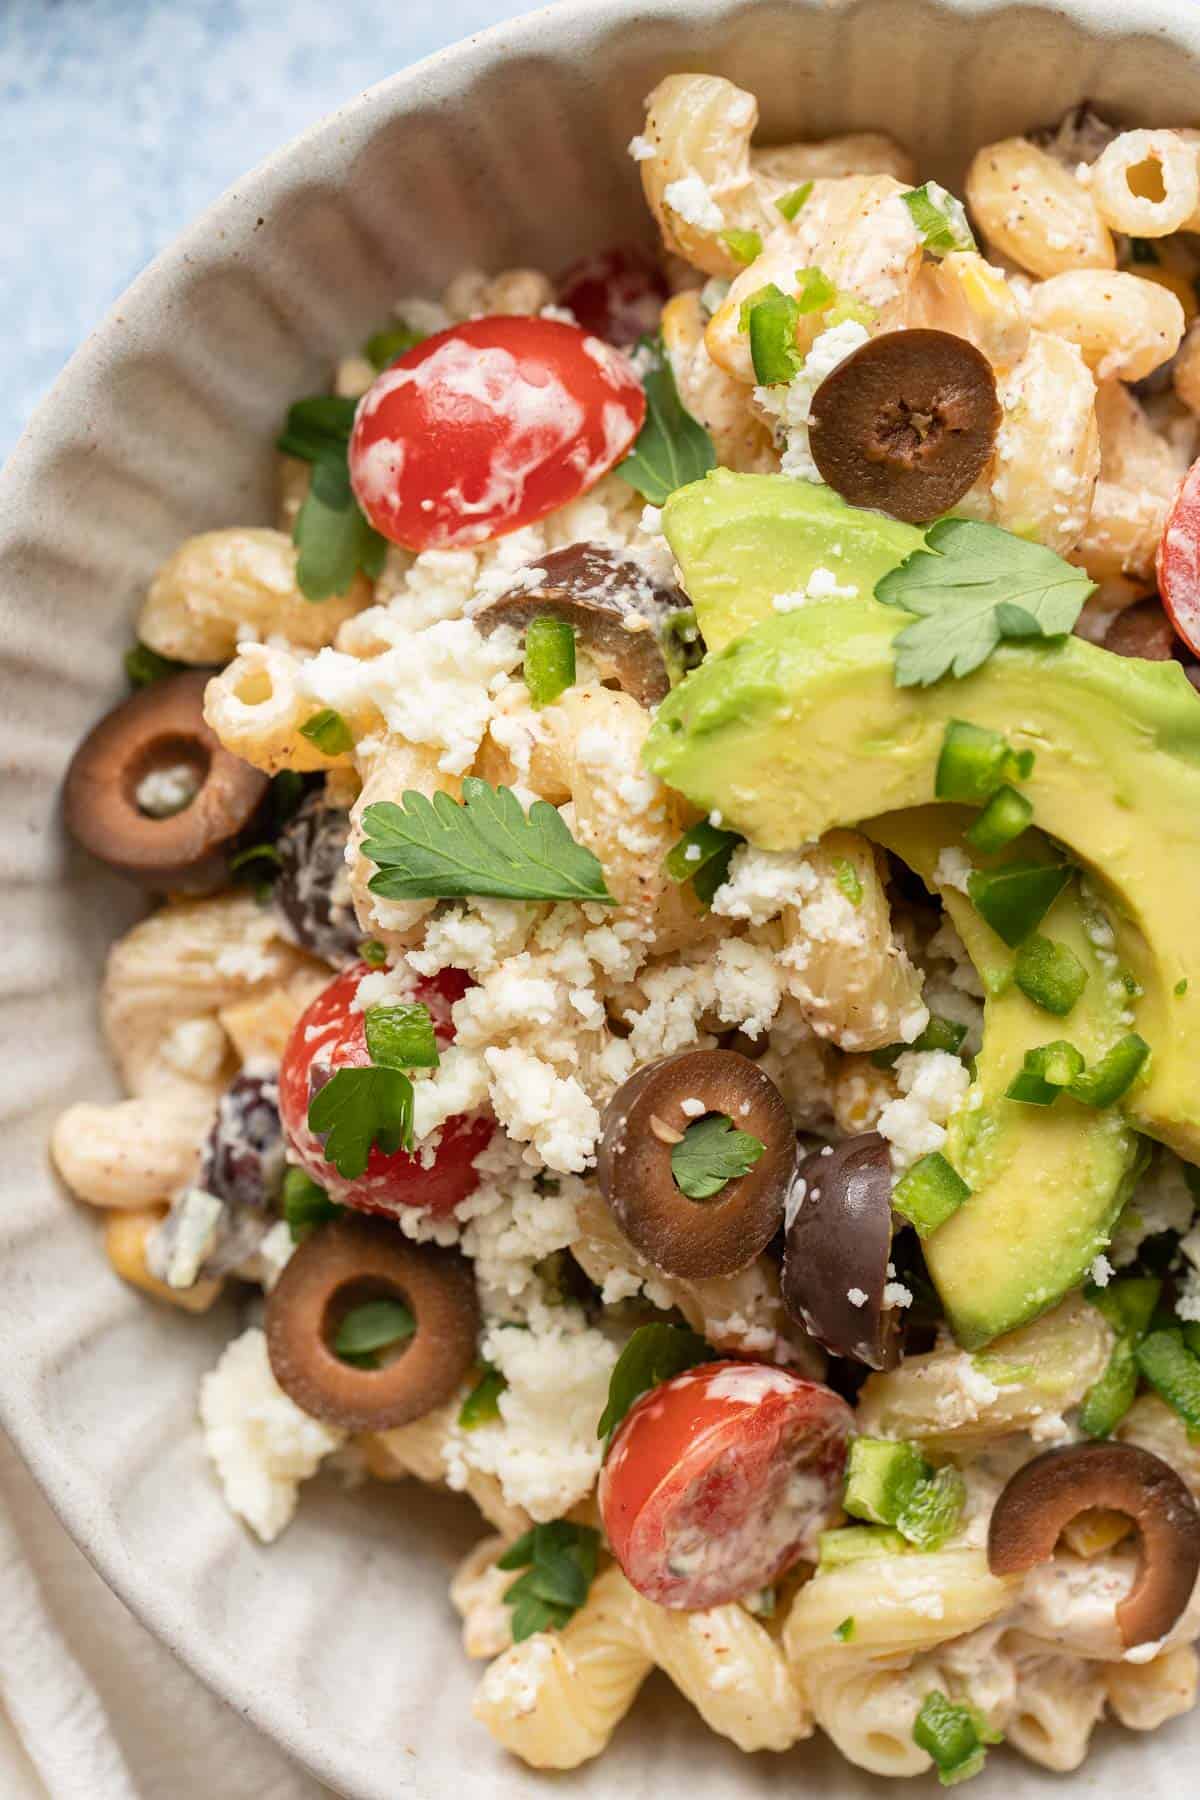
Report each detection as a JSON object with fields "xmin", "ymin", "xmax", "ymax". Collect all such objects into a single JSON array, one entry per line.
[
  {"xmin": 772, "ymin": 565, "xmax": 859, "ymax": 611},
  {"xmin": 159, "ymin": 1015, "xmax": 229, "ymax": 1082},
  {"xmin": 199, "ymin": 1328, "xmax": 345, "ymax": 1543},
  {"xmin": 135, "ymin": 761, "xmax": 201, "ymax": 818},
  {"xmin": 847, "ymin": 1287, "xmax": 868, "ymax": 1309},
  {"xmin": 882, "ymin": 1281, "xmax": 914, "ymax": 1310},
  {"xmin": 663, "ymin": 174, "xmax": 723, "ymax": 231},
  {"xmin": 483, "ymin": 1045, "xmax": 601, "ymax": 1173},
  {"xmin": 627, "ymin": 134, "xmax": 657, "ymax": 162},
  {"xmin": 159, "ymin": 1188, "xmax": 223, "ymax": 1289},
  {"xmin": 1110, "ymin": 1148, "xmax": 1198, "ymax": 1267},
  {"xmin": 1089, "ymin": 1254, "xmax": 1114, "ymax": 1289},
  {"xmin": 755, "ymin": 320, "xmax": 871, "ymax": 481},
  {"xmin": 934, "ymin": 847, "xmax": 974, "ymax": 895},
  {"xmin": 877, "ymin": 1049, "xmax": 971, "ymax": 1171},
  {"xmin": 713, "ymin": 936, "xmax": 783, "ymax": 1039},
  {"xmin": 712, "ymin": 844, "xmax": 819, "ymax": 925}
]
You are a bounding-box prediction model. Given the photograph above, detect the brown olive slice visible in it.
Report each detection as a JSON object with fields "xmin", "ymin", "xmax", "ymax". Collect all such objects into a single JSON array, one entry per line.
[
  {"xmin": 265, "ymin": 1215, "xmax": 480, "ymax": 1432},
  {"xmin": 988, "ymin": 1442, "xmax": 1200, "ymax": 1648},
  {"xmin": 808, "ymin": 329, "xmax": 1001, "ymax": 524},
  {"xmin": 781, "ymin": 1133, "xmax": 900, "ymax": 1371},
  {"xmin": 596, "ymin": 1049, "xmax": 796, "ymax": 1279},
  {"xmin": 63, "ymin": 670, "xmax": 268, "ymax": 893},
  {"xmin": 1103, "ymin": 600, "xmax": 1177, "ymax": 661},
  {"xmin": 474, "ymin": 541, "xmax": 688, "ymax": 706}
]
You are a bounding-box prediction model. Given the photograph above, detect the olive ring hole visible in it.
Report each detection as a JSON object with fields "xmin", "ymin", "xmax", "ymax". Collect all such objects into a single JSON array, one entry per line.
[
  {"xmin": 667, "ymin": 1107, "xmax": 748, "ymax": 1205},
  {"xmin": 125, "ymin": 733, "xmax": 211, "ymax": 820},
  {"xmin": 322, "ymin": 1275, "xmax": 415, "ymax": 1373}
]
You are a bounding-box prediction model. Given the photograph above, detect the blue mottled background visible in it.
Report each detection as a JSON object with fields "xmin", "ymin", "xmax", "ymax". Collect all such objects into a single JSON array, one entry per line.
[{"xmin": 1, "ymin": 0, "xmax": 535, "ymax": 459}]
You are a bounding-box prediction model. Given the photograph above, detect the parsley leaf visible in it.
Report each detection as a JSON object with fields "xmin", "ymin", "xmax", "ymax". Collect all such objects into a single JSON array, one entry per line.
[
  {"xmin": 875, "ymin": 518, "xmax": 1096, "ymax": 687},
  {"xmin": 362, "ymin": 778, "xmax": 614, "ymax": 905},
  {"xmin": 277, "ymin": 396, "xmax": 388, "ymax": 601},
  {"xmin": 125, "ymin": 642, "xmax": 188, "ymax": 688},
  {"xmin": 458, "ymin": 1364, "xmax": 507, "ymax": 1429},
  {"xmin": 597, "ymin": 1323, "xmax": 717, "ymax": 1449},
  {"xmin": 334, "ymin": 1297, "xmax": 415, "ymax": 1369},
  {"xmin": 618, "ymin": 333, "xmax": 716, "ymax": 506},
  {"xmin": 281, "ymin": 1166, "xmax": 341, "ymax": 1241},
  {"xmin": 664, "ymin": 820, "xmax": 743, "ymax": 907},
  {"xmin": 497, "ymin": 1522, "xmax": 600, "ymax": 1641},
  {"xmin": 364, "ymin": 320, "xmax": 424, "ymax": 370},
  {"xmin": 307, "ymin": 1066, "xmax": 414, "ymax": 1180},
  {"xmin": 671, "ymin": 1113, "xmax": 765, "ymax": 1199}
]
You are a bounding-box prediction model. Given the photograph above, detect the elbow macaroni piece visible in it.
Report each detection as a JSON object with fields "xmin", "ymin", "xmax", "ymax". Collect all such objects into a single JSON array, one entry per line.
[
  {"xmin": 51, "ymin": 1090, "xmax": 214, "ymax": 1209},
  {"xmin": 1118, "ymin": 1393, "xmax": 1200, "ymax": 1497},
  {"xmin": 1028, "ymin": 270, "xmax": 1185, "ymax": 384},
  {"xmin": 1004, "ymin": 1640, "xmax": 1108, "ymax": 1772},
  {"xmin": 660, "ymin": 290, "xmax": 777, "ymax": 472},
  {"xmin": 908, "ymin": 250, "xmax": 1030, "ymax": 371},
  {"xmin": 1073, "ymin": 379, "xmax": 1184, "ymax": 586},
  {"xmin": 1090, "ymin": 129, "xmax": 1200, "ymax": 237},
  {"xmin": 1104, "ymin": 1643, "xmax": 1199, "ymax": 1732},
  {"xmin": 474, "ymin": 1566, "xmax": 809, "ymax": 1769},
  {"xmin": 203, "ymin": 644, "xmax": 358, "ymax": 775},
  {"xmin": 451, "ymin": 1536, "xmax": 518, "ymax": 1660},
  {"xmin": 965, "ymin": 137, "xmax": 1115, "ymax": 277},
  {"xmin": 104, "ymin": 1207, "xmax": 223, "ymax": 1313},
  {"xmin": 784, "ymin": 1549, "xmax": 1018, "ymax": 1660},
  {"xmin": 138, "ymin": 527, "xmax": 369, "ymax": 663},
  {"xmin": 360, "ymin": 1399, "xmax": 532, "ymax": 1540},
  {"xmin": 639, "ymin": 73, "xmax": 912, "ymax": 277},
  {"xmin": 347, "ymin": 737, "xmax": 456, "ymax": 954},
  {"xmin": 804, "ymin": 1660, "xmax": 937, "ymax": 1778},
  {"xmin": 855, "ymin": 1294, "xmax": 1113, "ymax": 1448}
]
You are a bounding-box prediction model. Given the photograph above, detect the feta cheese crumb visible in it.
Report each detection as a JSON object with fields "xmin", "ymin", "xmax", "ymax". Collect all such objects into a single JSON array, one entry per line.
[
  {"xmin": 663, "ymin": 174, "xmax": 723, "ymax": 231},
  {"xmin": 1089, "ymin": 1254, "xmax": 1114, "ymax": 1289},
  {"xmin": 754, "ymin": 320, "xmax": 871, "ymax": 482},
  {"xmin": 934, "ymin": 847, "xmax": 974, "ymax": 895},
  {"xmin": 680, "ymin": 1097, "xmax": 706, "ymax": 1118},
  {"xmin": 877, "ymin": 1049, "xmax": 970, "ymax": 1171},
  {"xmin": 199, "ymin": 1329, "xmax": 345, "ymax": 1543},
  {"xmin": 847, "ymin": 1287, "xmax": 869, "ymax": 1309},
  {"xmin": 627, "ymin": 134, "xmax": 657, "ymax": 162},
  {"xmin": 882, "ymin": 1281, "xmax": 914, "ymax": 1310}
]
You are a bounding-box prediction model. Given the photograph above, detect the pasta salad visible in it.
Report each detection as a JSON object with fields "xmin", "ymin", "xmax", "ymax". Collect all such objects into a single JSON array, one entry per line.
[{"xmin": 54, "ymin": 76, "xmax": 1200, "ymax": 1785}]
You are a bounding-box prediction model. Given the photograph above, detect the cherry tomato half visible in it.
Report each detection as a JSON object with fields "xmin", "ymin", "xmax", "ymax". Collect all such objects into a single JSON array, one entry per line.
[
  {"xmin": 1157, "ymin": 458, "xmax": 1200, "ymax": 656},
  {"xmin": 348, "ymin": 316, "xmax": 646, "ymax": 552},
  {"xmin": 598, "ymin": 1361, "xmax": 852, "ymax": 1609},
  {"xmin": 278, "ymin": 963, "xmax": 492, "ymax": 1219},
  {"xmin": 556, "ymin": 247, "xmax": 668, "ymax": 348}
]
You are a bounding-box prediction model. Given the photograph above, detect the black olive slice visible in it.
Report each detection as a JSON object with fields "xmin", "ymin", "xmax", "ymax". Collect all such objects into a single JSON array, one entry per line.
[
  {"xmin": 808, "ymin": 329, "xmax": 1001, "ymax": 524},
  {"xmin": 781, "ymin": 1133, "xmax": 900, "ymax": 1371}
]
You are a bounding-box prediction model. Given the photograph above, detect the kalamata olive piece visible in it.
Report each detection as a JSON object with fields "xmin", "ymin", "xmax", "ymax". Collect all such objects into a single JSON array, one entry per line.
[
  {"xmin": 556, "ymin": 247, "xmax": 669, "ymax": 348},
  {"xmin": 988, "ymin": 1442, "xmax": 1200, "ymax": 1648},
  {"xmin": 273, "ymin": 793, "xmax": 361, "ymax": 967},
  {"xmin": 474, "ymin": 541, "xmax": 688, "ymax": 707},
  {"xmin": 596, "ymin": 1050, "xmax": 796, "ymax": 1279},
  {"xmin": 1103, "ymin": 599, "xmax": 1177, "ymax": 661},
  {"xmin": 148, "ymin": 1073, "xmax": 287, "ymax": 1283},
  {"xmin": 266, "ymin": 1216, "xmax": 480, "ymax": 1432},
  {"xmin": 781, "ymin": 1133, "xmax": 900, "ymax": 1371},
  {"xmin": 63, "ymin": 670, "xmax": 268, "ymax": 893},
  {"xmin": 1029, "ymin": 103, "xmax": 1117, "ymax": 168},
  {"xmin": 809, "ymin": 329, "xmax": 1001, "ymax": 524}
]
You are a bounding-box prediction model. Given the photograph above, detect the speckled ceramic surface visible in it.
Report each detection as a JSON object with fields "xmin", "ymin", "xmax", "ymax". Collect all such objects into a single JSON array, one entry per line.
[{"xmin": 4, "ymin": 2, "xmax": 1200, "ymax": 1795}]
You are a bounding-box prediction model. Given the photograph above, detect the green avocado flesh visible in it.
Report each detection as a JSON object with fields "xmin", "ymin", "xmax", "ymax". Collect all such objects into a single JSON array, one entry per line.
[
  {"xmin": 869, "ymin": 809, "xmax": 1141, "ymax": 1347},
  {"xmin": 663, "ymin": 470, "xmax": 925, "ymax": 653},
  {"xmin": 646, "ymin": 473, "xmax": 1200, "ymax": 1346}
]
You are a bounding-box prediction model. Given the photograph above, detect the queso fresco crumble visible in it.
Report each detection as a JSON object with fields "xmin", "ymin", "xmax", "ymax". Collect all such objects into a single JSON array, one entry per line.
[{"xmin": 52, "ymin": 71, "xmax": 1200, "ymax": 1786}]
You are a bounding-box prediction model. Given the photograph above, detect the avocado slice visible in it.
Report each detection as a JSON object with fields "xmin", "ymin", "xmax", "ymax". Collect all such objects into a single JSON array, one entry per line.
[
  {"xmin": 868, "ymin": 807, "xmax": 1142, "ymax": 1347},
  {"xmin": 662, "ymin": 470, "xmax": 924, "ymax": 653},
  {"xmin": 644, "ymin": 594, "xmax": 1200, "ymax": 1171}
]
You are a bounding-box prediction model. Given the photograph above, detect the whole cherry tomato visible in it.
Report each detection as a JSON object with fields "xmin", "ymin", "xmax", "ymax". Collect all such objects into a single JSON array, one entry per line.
[
  {"xmin": 598, "ymin": 1361, "xmax": 852, "ymax": 1610},
  {"xmin": 348, "ymin": 316, "xmax": 645, "ymax": 552},
  {"xmin": 556, "ymin": 247, "xmax": 668, "ymax": 348},
  {"xmin": 279, "ymin": 963, "xmax": 492, "ymax": 1219},
  {"xmin": 1157, "ymin": 458, "xmax": 1200, "ymax": 656}
]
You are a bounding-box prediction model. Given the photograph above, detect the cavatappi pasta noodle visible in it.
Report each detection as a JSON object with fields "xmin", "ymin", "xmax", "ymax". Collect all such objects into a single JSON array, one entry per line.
[{"xmin": 53, "ymin": 72, "xmax": 1200, "ymax": 1789}]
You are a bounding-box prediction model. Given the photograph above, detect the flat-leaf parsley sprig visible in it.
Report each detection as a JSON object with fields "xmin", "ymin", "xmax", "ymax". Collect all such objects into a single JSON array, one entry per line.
[
  {"xmin": 875, "ymin": 518, "xmax": 1096, "ymax": 687},
  {"xmin": 362, "ymin": 778, "xmax": 615, "ymax": 905},
  {"xmin": 497, "ymin": 1522, "xmax": 602, "ymax": 1641},
  {"xmin": 277, "ymin": 395, "xmax": 388, "ymax": 602},
  {"xmin": 306, "ymin": 997, "xmax": 441, "ymax": 1180},
  {"xmin": 618, "ymin": 333, "xmax": 716, "ymax": 506}
]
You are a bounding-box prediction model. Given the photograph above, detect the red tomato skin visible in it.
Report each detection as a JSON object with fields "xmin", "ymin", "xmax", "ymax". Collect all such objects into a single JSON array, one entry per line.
[
  {"xmin": 556, "ymin": 248, "xmax": 668, "ymax": 348},
  {"xmin": 599, "ymin": 1362, "xmax": 852, "ymax": 1610},
  {"xmin": 1158, "ymin": 459, "xmax": 1200, "ymax": 656},
  {"xmin": 278, "ymin": 963, "xmax": 491, "ymax": 1219},
  {"xmin": 348, "ymin": 316, "xmax": 645, "ymax": 553}
]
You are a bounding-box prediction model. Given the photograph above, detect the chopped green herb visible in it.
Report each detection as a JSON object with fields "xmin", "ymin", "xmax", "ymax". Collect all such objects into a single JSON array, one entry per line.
[
  {"xmin": 281, "ymin": 1166, "xmax": 341, "ymax": 1241},
  {"xmin": 775, "ymin": 181, "xmax": 813, "ymax": 221},
  {"xmin": 833, "ymin": 856, "xmax": 863, "ymax": 906},
  {"xmin": 277, "ymin": 395, "xmax": 359, "ymax": 461},
  {"xmin": 914, "ymin": 1691, "xmax": 1001, "ymax": 1786},
  {"xmin": 228, "ymin": 842, "xmax": 283, "ymax": 877},
  {"xmin": 1176, "ymin": 978, "xmax": 1190, "ymax": 997},
  {"xmin": 664, "ymin": 820, "xmax": 743, "ymax": 907},
  {"xmin": 1135, "ymin": 1329, "xmax": 1200, "ymax": 1433},
  {"xmin": 299, "ymin": 707, "xmax": 355, "ymax": 756},
  {"xmin": 459, "ymin": 1364, "xmax": 507, "ymax": 1429},
  {"xmin": 795, "ymin": 265, "xmax": 837, "ymax": 313},
  {"xmin": 1120, "ymin": 970, "xmax": 1143, "ymax": 998},
  {"xmin": 902, "ymin": 182, "xmax": 977, "ymax": 256},
  {"xmin": 618, "ymin": 333, "xmax": 716, "ymax": 505},
  {"xmin": 741, "ymin": 283, "xmax": 804, "ymax": 385},
  {"xmin": 892, "ymin": 1152, "xmax": 971, "ymax": 1238},
  {"xmin": 897, "ymin": 1465, "xmax": 967, "ymax": 1551},
  {"xmin": 875, "ymin": 517, "xmax": 1095, "ymax": 687},
  {"xmin": 364, "ymin": 1000, "xmax": 439, "ymax": 1070},
  {"xmin": 333, "ymin": 1297, "xmax": 415, "ymax": 1368},
  {"xmin": 524, "ymin": 615, "xmax": 576, "ymax": 708},
  {"xmin": 365, "ymin": 320, "xmax": 424, "ymax": 370},
  {"xmin": 125, "ymin": 642, "xmax": 187, "ymax": 688},
  {"xmin": 935, "ymin": 720, "xmax": 1034, "ymax": 805},
  {"xmin": 967, "ymin": 859, "xmax": 1072, "ymax": 948},
  {"xmin": 362, "ymin": 778, "xmax": 615, "ymax": 905},
  {"xmin": 965, "ymin": 785, "xmax": 1033, "ymax": 854},
  {"xmin": 277, "ymin": 395, "xmax": 388, "ymax": 601},
  {"xmin": 1068, "ymin": 1033, "xmax": 1150, "ymax": 1108},
  {"xmin": 597, "ymin": 1323, "xmax": 716, "ymax": 1449},
  {"xmin": 1012, "ymin": 934, "xmax": 1088, "ymax": 1016},
  {"xmin": 872, "ymin": 1016, "xmax": 968, "ymax": 1069},
  {"xmin": 1014, "ymin": 1040, "xmax": 1087, "ymax": 1106},
  {"xmin": 671, "ymin": 1113, "xmax": 765, "ymax": 1200},
  {"xmin": 307, "ymin": 1066, "xmax": 414, "ymax": 1180},
  {"xmin": 720, "ymin": 227, "xmax": 762, "ymax": 264},
  {"xmin": 834, "ymin": 1617, "xmax": 856, "ymax": 1642},
  {"xmin": 498, "ymin": 1522, "xmax": 601, "ymax": 1641},
  {"xmin": 359, "ymin": 939, "xmax": 388, "ymax": 966}
]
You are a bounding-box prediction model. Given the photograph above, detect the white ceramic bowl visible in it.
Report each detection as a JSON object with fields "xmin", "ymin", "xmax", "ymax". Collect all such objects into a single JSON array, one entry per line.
[{"xmin": 4, "ymin": 1, "xmax": 1200, "ymax": 1794}]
